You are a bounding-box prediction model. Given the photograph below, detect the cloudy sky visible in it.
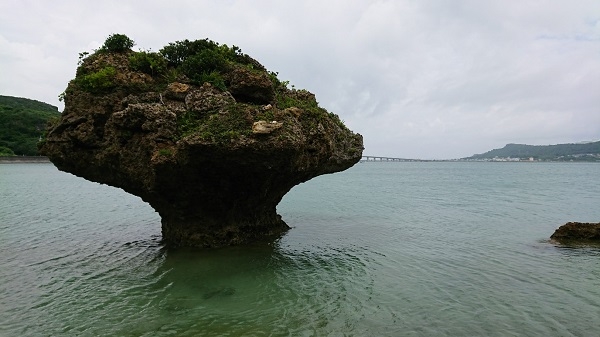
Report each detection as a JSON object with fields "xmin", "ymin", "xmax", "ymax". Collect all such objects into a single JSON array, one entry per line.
[{"xmin": 1, "ymin": 0, "xmax": 599, "ymax": 159}]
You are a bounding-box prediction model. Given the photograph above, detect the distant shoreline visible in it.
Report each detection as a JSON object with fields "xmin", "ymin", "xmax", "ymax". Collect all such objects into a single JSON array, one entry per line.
[
  {"xmin": 3, "ymin": 156, "xmax": 597, "ymax": 164},
  {"xmin": 0, "ymin": 156, "xmax": 51, "ymax": 163}
]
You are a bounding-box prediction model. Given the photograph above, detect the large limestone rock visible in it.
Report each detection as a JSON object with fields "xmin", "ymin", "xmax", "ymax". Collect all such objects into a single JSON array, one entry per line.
[{"xmin": 41, "ymin": 36, "xmax": 363, "ymax": 248}]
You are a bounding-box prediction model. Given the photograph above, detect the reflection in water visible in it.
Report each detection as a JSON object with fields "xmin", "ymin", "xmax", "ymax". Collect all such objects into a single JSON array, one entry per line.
[
  {"xmin": 552, "ymin": 243, "xmax": 600, "ymax": 254},
  {"xmin": 146, "ymin": 239, "xmax": 376, "ymax": 335}
]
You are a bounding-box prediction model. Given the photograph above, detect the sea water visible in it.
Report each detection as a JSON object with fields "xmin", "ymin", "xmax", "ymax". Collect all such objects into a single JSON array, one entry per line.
[{"xmin": 1, "ymin": 162, "xmax": 599, "ymax": 336}]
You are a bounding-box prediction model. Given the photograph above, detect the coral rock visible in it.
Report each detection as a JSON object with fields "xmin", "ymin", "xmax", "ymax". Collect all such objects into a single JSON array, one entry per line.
[
  {"xmin": 550, "ymin": 222, "xmax": 600, "ymax": 243},
  {"xmin": 41, "ymin": 36, "xmax": 363, "ymax": 248}
]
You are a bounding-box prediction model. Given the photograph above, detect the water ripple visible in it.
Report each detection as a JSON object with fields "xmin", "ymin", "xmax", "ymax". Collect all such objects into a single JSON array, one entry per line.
[{"xmin": 2, "ymin": 163, "xmax": 600, "ymax": 336}]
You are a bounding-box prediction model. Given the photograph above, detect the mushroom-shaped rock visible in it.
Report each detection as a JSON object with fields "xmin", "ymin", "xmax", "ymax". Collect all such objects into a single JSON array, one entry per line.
[{"xmin": 40, "ymin": 35, "xmax": 363, "ymax": 248}]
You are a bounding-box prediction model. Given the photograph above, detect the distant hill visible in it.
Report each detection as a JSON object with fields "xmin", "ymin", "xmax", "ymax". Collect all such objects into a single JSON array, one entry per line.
[
  {"xmin": 0, "ymin": 95, "xmax": 60, "ymax": 156},
  {"xmin": 466, "ymin": 141, "xmax": 600, "ymax": 161}
]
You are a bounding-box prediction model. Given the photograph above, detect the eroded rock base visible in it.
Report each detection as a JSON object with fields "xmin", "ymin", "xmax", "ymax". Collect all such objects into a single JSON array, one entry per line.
[{"xmin": 161, "ymin": 216, "xmax": 290, "ymax": 248}]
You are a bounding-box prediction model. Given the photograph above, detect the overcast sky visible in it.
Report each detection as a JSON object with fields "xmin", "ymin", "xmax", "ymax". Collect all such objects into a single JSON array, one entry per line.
[{"xmin": 1, "ymin": 0, "xmax": 599, "ymax": 159}]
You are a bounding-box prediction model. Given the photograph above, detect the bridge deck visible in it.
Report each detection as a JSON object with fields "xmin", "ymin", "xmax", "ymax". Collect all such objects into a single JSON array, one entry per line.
[{"xmin": 361, "ymin": 156, "xmax": 414, "ymax": 162}]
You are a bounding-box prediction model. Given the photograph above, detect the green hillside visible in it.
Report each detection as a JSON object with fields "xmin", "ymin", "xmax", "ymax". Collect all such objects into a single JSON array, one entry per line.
[
  {"xmin": 0, "ymin": 95, "xmax": 60, "ymax": 156},
  {"xmin": 467, "ymin": 141, "xmax": 600, "ymax": 161}
]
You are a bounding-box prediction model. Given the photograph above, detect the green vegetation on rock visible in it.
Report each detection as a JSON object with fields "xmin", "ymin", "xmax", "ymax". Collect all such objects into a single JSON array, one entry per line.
[
  {"xmin": 176, "ymin": 105, "xmax": 252, "ymax": 142},
  {"xmin": 99, "ymin": 33, "xmax": 135, "ymax": 53},
  {"xmin": 76, "ymin": 66, "xmax": 118, "ymax": 93},
  {"xmin": 128, "ymin": 51, "xmax": 168, "ymax": 76},
  {"xmin": 0, "ymin": 95, "xmax": 60, "ymax": 156},
  {"xmin": 71, "ymin": 35, "xmax": 266, "ymax": 96},
  {"xmin": 65, "ymin": 33, "xmax": 353, "ymax": 144}
]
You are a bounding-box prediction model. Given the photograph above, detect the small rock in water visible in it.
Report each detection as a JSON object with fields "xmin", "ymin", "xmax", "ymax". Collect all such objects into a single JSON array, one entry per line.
[{"xmin": 550, "ymin": 222, "xmax": 600, "ymax": 243}]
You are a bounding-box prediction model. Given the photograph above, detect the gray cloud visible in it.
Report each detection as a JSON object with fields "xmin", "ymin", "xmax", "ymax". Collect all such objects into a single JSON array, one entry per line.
[{"xmin": 1, "ymin": 0, "xmax": 598, "ymax": 159}]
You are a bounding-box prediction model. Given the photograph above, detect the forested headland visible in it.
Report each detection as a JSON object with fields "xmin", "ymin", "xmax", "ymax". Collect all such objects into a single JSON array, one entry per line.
[
  {"xmin": 0, "ymin": 95, "xmax": 60, "ymax": 156},
  {"xmin": 466, "ymin": 142, "xmax": 600, "ymax": 161}
]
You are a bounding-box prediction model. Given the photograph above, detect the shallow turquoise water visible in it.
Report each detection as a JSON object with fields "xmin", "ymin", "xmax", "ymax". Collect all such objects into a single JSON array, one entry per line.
[{"xmin": 1, "ymin": 162, "xmax": 599, "ymax": 336}]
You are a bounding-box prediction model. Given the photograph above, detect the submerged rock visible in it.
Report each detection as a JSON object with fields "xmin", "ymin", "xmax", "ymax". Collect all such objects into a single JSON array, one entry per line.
[
  {"xmin": 40, "ymin": 35, "xmax": 363, "ymax": 248},
  {"xmin": 550, "ymin": 222, "xmax": 600, "ymax": 243}
]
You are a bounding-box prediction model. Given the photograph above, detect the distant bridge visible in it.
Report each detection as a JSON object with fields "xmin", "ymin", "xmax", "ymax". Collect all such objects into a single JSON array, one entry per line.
[{"xmin": 361, "ymin": 155, "xmax": 420, "ymax": 162}]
